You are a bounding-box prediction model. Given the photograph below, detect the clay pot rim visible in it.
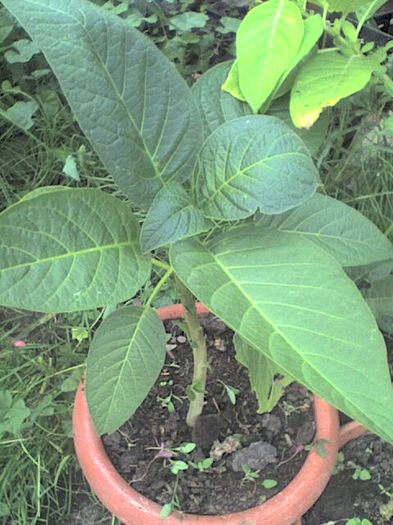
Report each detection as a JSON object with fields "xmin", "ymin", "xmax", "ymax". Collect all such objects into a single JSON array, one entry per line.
[{"xmin": 73, "ymin": 303, "xmax": 340, "ymax": 525}]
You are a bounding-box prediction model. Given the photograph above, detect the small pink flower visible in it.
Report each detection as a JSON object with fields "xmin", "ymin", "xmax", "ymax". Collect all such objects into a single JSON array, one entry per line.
[{"xmin": 14, "ymin": 340, "xmax": 27, "ymax": 348}]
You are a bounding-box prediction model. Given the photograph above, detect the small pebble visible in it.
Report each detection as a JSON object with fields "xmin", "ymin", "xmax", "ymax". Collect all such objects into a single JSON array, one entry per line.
[{"xmin": 231, "ymin": 441, "xmax": 277, "ymax": 472}]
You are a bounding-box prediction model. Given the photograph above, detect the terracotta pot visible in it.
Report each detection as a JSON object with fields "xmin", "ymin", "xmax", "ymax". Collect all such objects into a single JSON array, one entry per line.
[
  {"xmin": 339, "ymin": 421, "xmax": 368, "ymax": 449},
  {"xmin": 73, "ymin": 303, "xmax": 340, "ymax": 525}
]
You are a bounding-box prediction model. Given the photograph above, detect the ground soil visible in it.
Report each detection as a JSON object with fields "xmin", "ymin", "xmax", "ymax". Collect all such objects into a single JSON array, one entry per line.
[
  {"xmin": 62, "ymin": 320, "xmax": 393, "ymax": 524},
  {"xmin": 103, "ymin": 316, "xmax": 313, "ymax": 515}
]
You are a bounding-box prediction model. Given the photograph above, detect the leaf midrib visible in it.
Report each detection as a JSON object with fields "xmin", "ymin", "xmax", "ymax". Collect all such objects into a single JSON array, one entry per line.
[
  {"xmin": 200, "ymin": 150, "xmax": 308, "ymax": 208},
  {"xmin": 187, "ymin": 239, "xmax": 379, "ymax": 435},
  {"xmin": 0, "ymin": 240, "xmax": 134, "ymax": 273},
  {"xmin": 102, "ymin": 309, "xmax": 149, "ymax": 431},
  {"xmin": 20, "ymin": 0, "xmax": 163, "ymax": 183}
]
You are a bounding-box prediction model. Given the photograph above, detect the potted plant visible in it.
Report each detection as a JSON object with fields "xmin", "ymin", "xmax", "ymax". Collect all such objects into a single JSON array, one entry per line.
[{"xmin": 1, "ymin": 0, "xmax": 393, "ymax": 523}]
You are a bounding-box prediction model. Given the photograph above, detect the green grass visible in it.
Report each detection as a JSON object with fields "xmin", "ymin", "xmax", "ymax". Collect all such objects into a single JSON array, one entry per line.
[
  {"xmin": 319, "ymin": 90, "xmax": 393, "ymax": 240},
  {"xmin": 0, "ymin": 307, "xmax": 124, "ymax": 524}
]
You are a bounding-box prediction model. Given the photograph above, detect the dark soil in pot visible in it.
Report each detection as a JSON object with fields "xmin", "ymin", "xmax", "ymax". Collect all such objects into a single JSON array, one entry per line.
[
  {"xmin": 101, "ymin": 316, "xmax": 316, "ymax": 516},
  {"xmin": 303, "ymin": 434, "xmax": 393, "ymax": 525}
]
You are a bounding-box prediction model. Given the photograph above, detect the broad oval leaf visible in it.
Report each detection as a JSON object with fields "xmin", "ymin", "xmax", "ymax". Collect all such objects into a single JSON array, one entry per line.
[
  {"xmin": 195, "ymin": 115, "xmax": 320, "ymax": 220},
  {"xmin": 86, "ymin": 305, "xmax": 166, "ymax": 434},
  {"xmin": 236, "ymin": 0, "xmax": 304, "ymax": 112},
  {"xmin": 0, "ymin": 189, "xmax": 151, "ymax": 312},
  {"xmin": 2, "ymin": 0, "xmax": 203, "ymax": 207},
  {"xmin": 191, "ymin": 61, "xmax": 251, "ymax": 139},
  {"xmin": 234, "ymin": 334, "xmax": 293, "ymax": 414},
  {"xmin": 290, "ymin": 52, "xmax": 376, "ymax": 128},
  {"xmin": 170, "ymin": 225, "xmax": 393, "ymax": 444},
  {"xmin": 140, "ymin": 182, "xmax": 211, "ymax": 253},
  {"xmin": 257, "ymin": 193, "xmax": 393, "ymax": 267}
]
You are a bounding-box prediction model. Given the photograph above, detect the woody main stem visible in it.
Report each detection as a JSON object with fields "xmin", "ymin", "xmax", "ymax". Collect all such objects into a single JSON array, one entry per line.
[{"xmin": 176, "ymin": 278, "xmax": 208, "ymax": 428}]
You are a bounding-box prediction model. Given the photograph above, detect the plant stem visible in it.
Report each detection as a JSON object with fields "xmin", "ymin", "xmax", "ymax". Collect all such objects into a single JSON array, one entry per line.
[
  {"xmin": 146, "ymin": 267, "xmax": 174, "ymax": 308},
  {"xmin": 151, "ymin": 257, "xmax": 171, "ymax": 271},
  {"xmin": 176, "ymin": 278, "xmax": 208, "ymax": 428}
]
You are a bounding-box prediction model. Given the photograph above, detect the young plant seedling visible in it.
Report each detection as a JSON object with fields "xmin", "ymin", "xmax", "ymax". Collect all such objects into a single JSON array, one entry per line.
[
  {"xmin": 0, "ymin": 0, "xmax": 393, "ymax": 459},
  {"xmin": 241, "ymin": 465, "xmax": 260, "ymax": 484},
  {"xmin": 261, "ymin": 479, "xmax": 278, "ymax": 490}
]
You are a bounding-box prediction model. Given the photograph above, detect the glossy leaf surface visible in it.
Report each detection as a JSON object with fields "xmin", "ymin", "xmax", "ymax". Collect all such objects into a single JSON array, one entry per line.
[
  {"xmin": 170, "ymin": 225, "xmax": 393, "ymax": 443},
  {"xmin": 196, "ymin": 115, "xmax": 319, "ymax": 220},
  {"xmin": 0, "ymin": 189, "xmax": 150, "ymax": 312},
  {"xmin": 291, "ymin": 52, "xmax": 375, "ymax": 128},
  {"xmin": 313, "ymin": 1, "xmax": 374, "ymax": 12},
  {"xmin": 87, "ymin": 306, "xmax": 166, "ymax": 434},
  {"xmin": 140, "ymin": 183, "xmax": 211, "ymax": 253},
  {"xmin": 2, "ymin": 0, "xmax": 202, "ymax": 207},
  {"xmin": 273, "ymin": 14, "xmax": 324, "ymax": 100},
  {"xmin": 257, "ymin": 193, "xmax": 393, "ymax": 266},
  {"xmin": 236, "ymin": 0, "xmax": 304, "ymax": 112}
]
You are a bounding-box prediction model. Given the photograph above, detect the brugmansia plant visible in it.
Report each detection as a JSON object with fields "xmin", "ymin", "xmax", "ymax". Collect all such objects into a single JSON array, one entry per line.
[
  {"xmin": 1, "ymin": 0, "xmax": 393, "ymax": 445},
  {"xmin": 224, "ymin": 0, "xmax": 393, "ymax": 128}
]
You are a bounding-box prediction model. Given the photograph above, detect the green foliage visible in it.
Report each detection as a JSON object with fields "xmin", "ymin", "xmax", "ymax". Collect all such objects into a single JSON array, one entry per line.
[
  {"xmin": 262, "ymin": 479, "xmax": 278, "ymax": 489},
  {"xmin": 235, "ymin": 335, "xmax": 293, "ymax": 413},
  {"xmin": 195, "ymin": 115, "xmax": 319, "ymax": 219},
  {"xmin": 86, "ymin": 305, "xmax": 167, "ymax": 434},
  {"xmin": 1, "ymin": 0, "xmax": 393, "ymax": 451},
  {"xmin": 230, "ymin": 0, "xmax": 304, "ymax": 113},
  {"xmin": 0, "ymin": 188, "xmax": 151, "ymax": 312},
  {"xmin": 225, "ymin": 0, "xmax": 393, "ymax": 129},
  {"xmin": 140, "ymin": 182, "xmax": 211, "ymax": 253},
  {"xmin": 256, "ymin": 193, "xmax": 393, "ymax": 266},
  {"xmin": 0, "ymin": 390, "xmax": 31, "ymax": 437},
  {"xmin": 3, "ymin": 0, "xmax": 202, "ymax": 208},
  {"xmin": 290, "ymin": 53, "xmax": 376, "ymax": 128},
  {"xmin": 313, "ymin": 1, "xmax": 375, "ymax": 12},
  {"xmin": 170, "ymin": 226, "xmax": 393, "ymax": 442}
]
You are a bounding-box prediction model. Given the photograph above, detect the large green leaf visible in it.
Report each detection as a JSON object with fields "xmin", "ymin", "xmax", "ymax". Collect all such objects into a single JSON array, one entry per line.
[
  {"xmin": 191, "ymin": 61, "xmax": 251, "ymax": 139},
  {"xmin": 140, "ymin": 182, "xmax": 211, "ymax": 253},
  {"xmin": 273, "ymin": 14, "xmax": 324, "ymax": 101},
  {"xmin": 364, "ymin": 275, "xmax": 393, "ymax": 334},
  {"xmin": 313, "ymin": 1, "xmax": 374, "ymax": 12},
  {"xmin": 257, "ymin": 193, "xmax": 393, "ymax": 267},
  {"xmin": 0, "ymin": 189, "xmax": 150, "ymax": 312},
  {"xmin": 170, "ymin": 225, "xmax": 393, "ymax": 444},
  {"xmin": 235, "ymin": 0, "xmax": 304, "ymax": 113},
  {"xmin": 290, "ymin": 52, "xmax": 376, "ymax": 128},
  {"xmin": 195, "ymin": 115, "xmax": 319, "ymax": 220},
  {"xmin": 234, "ymin": 334, "xmax": 293, "ymax": 414},
  {"xmin": 2, "ymin": 0, "xmax": 202, "ymax": 207},
  {"xmin": 86, "ymin": 305, "xmax": 166, "ymax": 434}
]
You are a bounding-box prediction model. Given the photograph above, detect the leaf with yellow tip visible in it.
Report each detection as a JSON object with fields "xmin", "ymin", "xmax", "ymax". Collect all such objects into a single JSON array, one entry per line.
[
  {"xmin": 290, "ymin": 52, "xmax": 376, "ymax": 128},
  {"xmin": 222, "ymin": 60, "xmax": 246, "ymax": 101}
]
